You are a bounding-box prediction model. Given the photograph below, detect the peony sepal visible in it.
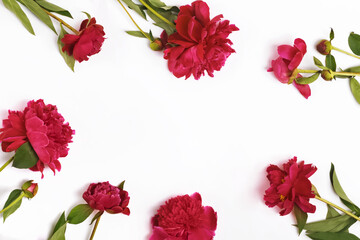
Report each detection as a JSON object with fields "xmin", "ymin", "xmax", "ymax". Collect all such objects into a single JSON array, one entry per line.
[{"xmin": 22, "ymin": 180, "xmax": 38, "ymax": 198}]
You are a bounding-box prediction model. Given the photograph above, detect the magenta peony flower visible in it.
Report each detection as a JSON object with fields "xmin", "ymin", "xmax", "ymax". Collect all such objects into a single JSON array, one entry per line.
[
  {"xmin": 264, "ymin": 157, "xmax": 317, "ymax": 216},
  {"xmin": 163, "ymin": 0, "xmax": 239, "ymax": 80},
  {"xmin": 83, "ymin": 182, "xmax": 130, "ymax": 215},
  {"xmin": 150, "ymin": 192, "xmax": 217, "ymax": 240},
  {"xmin": 267, "ymin": 38, "xmax": 311, "ymax": 99},
  {"xmin": 62, "ymin": 17, "xmax": 105, "ymax": 63},
  {"xmin": 0, "ymin": 99, "xmax": 74, "ymax": 176}
]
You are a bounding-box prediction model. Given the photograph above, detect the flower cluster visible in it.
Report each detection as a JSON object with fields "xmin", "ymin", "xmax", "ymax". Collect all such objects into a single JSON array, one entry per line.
[
  {"xmin": 118, "ymin": 0, "xmax": 238, "ymax": 80},
  {"xmin": 268, "ymin": 29, "xmax": 360, "ymax": 104},
  {"xmin": 150, "ymin": 192, "xmax": 217, "ymax": 240}
]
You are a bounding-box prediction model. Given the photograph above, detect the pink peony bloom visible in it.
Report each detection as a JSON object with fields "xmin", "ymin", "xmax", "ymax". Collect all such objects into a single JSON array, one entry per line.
[
  {"xmin": 268, "ymin": 38, "xmax": 311, "ymax": 99},
  {"xmin": 164, "ymin": 0, "xmax": 239, "ymax": 80},
  {"xmin": 150, "ymin": 192, "xmax": 217, "ymax": 240},
  {"xmin": 0, "ymin": 99, "xmax": 74, "ymax": 176},
  {"xmin": 62, "ymin": 17, "xmax": 105, "ymax": 63},
  {"xmin": 264, "ymin": 157, "xmax": 317, "ymax": 216},
  {"xmin": 83, "ymin": 181, "xmax": 130, "ymax": 215}
]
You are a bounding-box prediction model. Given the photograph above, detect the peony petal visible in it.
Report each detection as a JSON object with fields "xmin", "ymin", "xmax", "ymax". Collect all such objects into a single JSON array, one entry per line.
[
  {"xmin": 288, "ymin": 52, "xmax": 304, "ymax": 71},
  {"xmin": 187, "ymin": 17, "xmax": 203, "ymax": 42},
  {"xmin": 294, "ymin": 38, "xmax": 307, "ymax": 54},
  {"xmin": 149, "ymin": 227, "xmax": 172, "ymax": 240},
  {"xmin": 188, "ymin": 228, "xmax": 215, "ymax": 240},
  {"xmin": 271, "ymin": 57, "xmax": 291, "ymax": 83},
  {"xmin": 293, "ymin": 81, "xmax": 311, "ymax": 99},
  {"xmin": 277, "ymin": 45, "xmax": 297, "ymax": 61},
  {"xmin": 202, "ymin": 206, "xmax": 217, "ymax": 231},
  {"xmin": 192, "ymin": 0, "xmax": 210, "ymax": 26},
  {"xmin": 25, "ymin": 116, "xmax": 47, "ymax": 134}
]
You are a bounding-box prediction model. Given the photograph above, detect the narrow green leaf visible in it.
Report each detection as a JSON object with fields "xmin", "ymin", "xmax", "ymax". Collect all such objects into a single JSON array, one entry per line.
[
  {"xmin": 35, "ymin": 0, "xmax": 72, "ymax": 18},
  {"xmin": 307, "ymin": 232, "xmax": 360, "ymax": 240},
  {"xmin": 294, "ymin": 205, "xmax": 308, "ymax": 235},
  {"xmin": 154, "ymin": 22, "xmax": 175, "ymax": 35},
  {"xmin": 304, "ymin": 214, "xmax": 355, "ymax": 232},
  {"xmin": 121, "ymin": 0, "xmax": 146, "ymax": 19},
  {"xmin": 326, "ymin": 205, "xmax": 340, "ymax": 219},
  {"xmin": 20, "ymin": 0, "xmax": 56, "ymax": 33},
  {"xmin": 295, "ymin": 72, "xmax": 320, "ymax": 84},
  {"xmin": 49, "ymin": 223, "xmax": 66, "ymax": 240},
  {"xmin": 330, "ymin": 28, "xmax": 334, "ymax": 41},
  {"xmin": 349, "ymin": 32, "xmax": 360, "ymax": 56},
  {"xmin": 314, "ymin": 56, "xmax": 324, "ymax": 67},
  {"xmin": 344, "ymin": 66, "xmax": 360, "ymax": 73},
  {"xmin": 330, "ymin": 163, "xmax": 360, "ymax": 213},
  {"xmin": 125, "ymin": 30, "xmax": 149, "ymax": 39},
  {"xmin": 2, "ymin": 190, "xmax": 23, "ymax": 222},
  {"xmin": 57, "ymin": 24, "xmax": 75, "ymax": 71},
  {"xmin": 350, "ymin": 78, "xmax": 360, "ymax": 104},
  {"xmin": 82, "ymin": 11, "xmax": 91, "ymax": 22},
  {"xmin": 90, "ymin": 211, "xmax": 103, "ymax": 225},
  {"xmin": 52, "ymin": 212, "xmax": 67, "ymax": 235},
  {"xmin": 13, "ymin": 142, "xmax": 38, "ymax": 169},
  {"xmin": 118, "ymin": 180, "xmax": 125, "ymax": 190},
  {"xmin": 67, "ymin": 204, "xmax": 93, "ymax": 224},
  {"xmin": 325, "ymin": 54, "xmax": 336, "ymax": 71},
  {"xmin": 2, "ymin": 0, "xmax": 34, "ymax": 34},
  {"xmin": 147, "ymin": 0, "xmax": 175, "ymax": 10}
]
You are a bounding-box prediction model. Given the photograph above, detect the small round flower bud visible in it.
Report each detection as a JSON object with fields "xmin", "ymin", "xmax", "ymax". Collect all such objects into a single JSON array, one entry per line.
[
  {"xmin": 321, "ymin": 70, "xmax": 334, "ymax": 81},
  {"xmin": 150, "ymin": 39, "xmax": 163, "ymax": 51},
  {"xmin": 22, "ymin": 180, "xmax": 38, "ymax": 198},
  {"xmin": 316, "ymin": 40, "xmax": 332, "ymax": 55}
]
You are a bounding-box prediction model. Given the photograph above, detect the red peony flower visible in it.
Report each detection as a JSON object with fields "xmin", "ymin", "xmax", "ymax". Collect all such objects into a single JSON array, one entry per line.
[
  {"xmin": 264, "ymin": 157, "xmax": 317, "ymax": 216},
  {"xmin": 267, "ymin": 38, "xmax": 311, "ymax": 99},
  {"xmin": 83, "ymin": 181, "xmax": 130, "ymax": 215},
  {"xmin": 61, "ymin": 17, "xmax": 105, "ymax": 63},
  {"xmin": 150, "ymin": 192, "xmax": 217, "ymax": 240},
  {"xmin": 163, "ymin": 0, "xmax": 239, "ymax": 80},
  {"xmin": 0, "ymin": 99, "xmax": 74, "ymax": 176}
]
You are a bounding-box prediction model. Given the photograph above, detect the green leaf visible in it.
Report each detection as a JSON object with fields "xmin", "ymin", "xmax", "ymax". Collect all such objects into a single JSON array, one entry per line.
[
  {"xmin": 12, "ymin": 142, "xmax": 38, "ymax": 169},
  {"xmin": 350, "ymin": 78, "xmax": 360, "ymax": 104},
  {"xmin": 125, "ymin": 30, "xmax": 149, "ymax": 39},
  {"xmin": 307, "ymin": 232, "xmax": 360, "ymax": 240},
  {"xmin": 330, "ymin": 28, "xmax": 334, "ymax": 41},
  {"xmin": 3, "ymin": 0, "xmax": 34, "ymax": 34},
  {"xmin": 294, "ymin": 205, "xmax": 307, "ymax": 235},
  {"xmin": 67, "ymin": 204, "xmax": 93, "ymax": 224},
  {"xmin": 147, "ymin": 0, "xmax": 176, "ymax": 10},
  {"xmin": 49, "ymin": 222, "xmax": 66, "ymax": 240},
  {"xmin": 121, "ymin": 0, "xmax": 146, "ymax": 19},
  {"xmin": 326, "ymin": 205, "xmax": 340, "ymax": 219},
  {"xmin": 57, "ymin": 24, "xmax": 75, "ymax": 71},
  {"xmin": 2, "ymin": 189, "xmax": 23, "ymax": 222},
  {"xmin": 82, "ymin": 11, "xmax": 91, "ymax": 22},
  {"xmin": 90, "ymin": 211, "xmax": 103, "ymax": 225},
  {"xmin": 154, "ymin": 22, "xmax": 175, "ymax": 35},
  {"xmin": 304, "ymin": 214, "xmax": 355, "ymax": 233},
  {"xmin": 52, "ymin": 212, "xmax": 67, "ymax": 235},
  {"xmin": 325, "ymin": 54, "xmax": 336, "ymax": 71},
  {"xmin": 118, "ymin": 180, "xmax": 125, "ymax": 190},
  {"xmin": 348, "ymin": 32, "xmax": 360, "ymax": 56},
  {"xmin": 313, "ymin": 57, "xmax": 328, "ymax": 70},
  {"xmin": 312, "ymin": 185, "xmax": 320, "ymax": 197},
  {"xmin": 295, "ymin": 72, "xmax": 320, "ymax": 84},
  {"xmin": 20, "ymin": 0, "xmax": 56, "ymax": 33},
  {"xmin": 35, "ymin": 0, "xmax": 72, "ymax": 18},
  {"xmin": 344, "ymin": 66, "xmax": 360, "ymax": 73},
  {"xmin": 330, "ymin": 163, "xmax": 360, "ymax": 213}
]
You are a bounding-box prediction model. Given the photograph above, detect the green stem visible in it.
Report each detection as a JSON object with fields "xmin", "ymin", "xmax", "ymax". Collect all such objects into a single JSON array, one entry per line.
[
  {"xmin": 43, "ymin": 9, "xmax": 79, "ymax": 35},
  {"xmin": 0, "ymin": 192, "xmax": 25, "ymax": 214},
  {"xmin": 116, "ymin": 0, "xmax": 151, "ymax": 41},
  {"xmin": 0, "ymin": 156, "xmax": 14, "ymax": 172},
  {"xmin": 297, "ymin": 69, "xmax": 320, "ymax": 74},
  {"xmin": 138, "ymin": 0, "xmax": 176, "ymax": 29},
  {"xmin": 333, "ymin": 71, "xmax": 360, "ymax": 77},
  {"xmin": 315, "ymin": 195, "xmax": 360, "ymax": 221},
  {"xmin": 332, "ymin": 46, "xmax": 360, "ymax": 60},
  {"xmin": 89, "ymin": 215, "xmax": 101, "ymax": 240}
]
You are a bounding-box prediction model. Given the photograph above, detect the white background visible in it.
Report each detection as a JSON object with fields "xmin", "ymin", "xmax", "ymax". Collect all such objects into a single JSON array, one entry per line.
[{"xmin": 0, "ymin": 0, "xmax": 360, "ymax": 239}]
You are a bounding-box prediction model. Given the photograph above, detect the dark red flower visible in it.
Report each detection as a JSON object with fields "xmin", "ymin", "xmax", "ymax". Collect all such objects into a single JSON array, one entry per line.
[
  {"xmin": 150, "ymin": 192, "xmax": 217, "ymax": 240},
  {"xmin": 267, "ymin": 38, "xmax": 311, "ymax": 99},
  {"xmin": 0, "ymin": 99, "xmax": 74, "ymax": 177},
  {"xmin": 83, "ymin": 182, "xmax": 130, "ymax": 215},
  {"xmin": 264, "ymin": 157, "xmax": 317, "ymax": 216},
  {"xmin": 164, "ymin": 0, "xmax": 239, "ymax": 80},
  {"xmin": 61, "ymin": 17, "xmax": 105, "ymax": 63}
]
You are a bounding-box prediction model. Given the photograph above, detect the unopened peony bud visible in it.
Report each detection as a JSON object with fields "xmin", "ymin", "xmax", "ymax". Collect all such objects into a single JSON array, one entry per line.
[
  {"xmin": 316, "ymin": 40, "xmax": 332, "ymax": 55},
  {"xmin": 321, "ymin": 70, "xmax": 334, "ymax": 81},
  {"xmin": 22, "ymin": 180, "xmax": 38, "ymax": 198},
  {"xmin": 150, "ymin": 39, "xmax": 163, "ymax": 51}
]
